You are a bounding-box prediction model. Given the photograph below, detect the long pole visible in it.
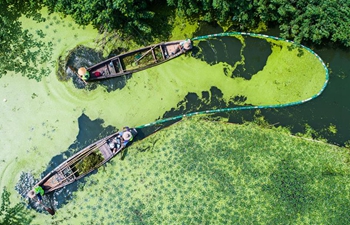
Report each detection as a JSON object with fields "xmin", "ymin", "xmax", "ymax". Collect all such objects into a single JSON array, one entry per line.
[{"xmin": 38, "ymin": 200, "xmax": 55, "ymax": 215}]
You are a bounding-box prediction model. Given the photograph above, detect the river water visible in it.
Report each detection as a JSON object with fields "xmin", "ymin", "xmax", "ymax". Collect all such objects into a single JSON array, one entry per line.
[
  {"xmin": 1, "ymin": 10, "xmax": 346, "ymax": 215},
  {"xmin": 174, "ymin": 22, "xmax": 350, "ymax": 146},
  {"xmin": 229, "ymin": 30, "xmax": 350, "ymax": 146}
]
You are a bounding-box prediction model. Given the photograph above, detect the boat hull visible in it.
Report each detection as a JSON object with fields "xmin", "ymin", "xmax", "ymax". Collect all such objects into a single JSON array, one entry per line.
[
  {"xmin": 27, "ymin": 128, "xmax": 137, "ymax": 198},
  {"xmin": 81, "ymin": 39, "xmax": 192, "ymax": 81}
]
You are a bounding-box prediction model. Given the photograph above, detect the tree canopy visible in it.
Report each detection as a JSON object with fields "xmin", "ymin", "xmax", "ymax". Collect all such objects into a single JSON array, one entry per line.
[
  {"xmin": 43, "ymin": 0, "xmax": 350, "ymax": 46},
  {"xmin": 44, "ymin": 0, "xmax": 155, "ymax": 36},
  {"xmin": 1, "ymin": 0, "xmax": 349, "ymax": 79},
  {"xmin": 253, "ymin": 0, "xmax": 350, "ymax": 46},
  {"xmin": 0, "ymin": 187, "xmax": 33, "ymax": 225},
  {"xmin": 167, "ymin": 0, "xmax": 350, "ymax": 46},
  {"xmin": 0, "ymin": 0, "xmax": 52, "ymax": 80}
]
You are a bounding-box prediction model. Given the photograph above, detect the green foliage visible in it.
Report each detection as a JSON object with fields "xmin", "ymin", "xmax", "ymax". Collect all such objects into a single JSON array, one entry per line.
[
  {"xmin": 44, "ymin": 0, "xmax": 155, "ymax": 41},
  {"xmin": 327, "ymin": 123, "xmax": 337, "ymax": 134},
  {"xmin": 167, "ymin": 0, "xmax": 254, "ymax": 25},
  {"xmin": 344, "ymin": 140, "xmax": 350, "ymax": 148},
  {"xmin": 167, "ymin": 0, "xmax": 350, "ymax": 46},
  {"xmin": 258, "ymin": 0, "xmax": 350, "ymax": 46},
  {"xmin": 0, "ymin": 0, "xmax": 53, "ymax": 81},
  {"xmin": 296, "ymin": 123, "xmax": 318, "ymax": 139},
  {"xmin": 0, "ymin": 187, "xmax": 33, "ymax": 225}
]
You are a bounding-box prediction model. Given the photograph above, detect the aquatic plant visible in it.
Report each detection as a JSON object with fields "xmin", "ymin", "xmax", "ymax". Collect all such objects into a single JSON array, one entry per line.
[
  {"xmin": 40, "ymin": 119, "xmax": 350, "ymax": 224},
  {"xmin": 0, "ymin": 187, "xmax": 33, "ymax": 224},
  {"xmin": 327, "ymin": 123, "xmax": 337, "ymax": 134}
]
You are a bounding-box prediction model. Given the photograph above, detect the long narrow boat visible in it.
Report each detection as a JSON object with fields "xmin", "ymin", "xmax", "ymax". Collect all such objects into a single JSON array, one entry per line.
[
  {"xmin": 77, "ymin": 39, "xmax": 192, "ymax": 82},
  {"xmin": 27, "ymin": 128, "xmax": 137, "ymax": 198}
]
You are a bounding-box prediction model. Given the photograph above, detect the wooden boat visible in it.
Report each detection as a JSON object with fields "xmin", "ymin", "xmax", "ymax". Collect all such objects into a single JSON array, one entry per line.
[
  {"xmin": 27, "ymin": 128, "xmax": 137, "ymax": 198},
  {"xmin": 77, "ymin": 39, "xmax": 192, "ymax": 81}
]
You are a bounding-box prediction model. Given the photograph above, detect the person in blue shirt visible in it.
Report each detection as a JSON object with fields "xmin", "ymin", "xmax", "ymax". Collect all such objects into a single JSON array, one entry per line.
[
  {"xmin": 111, "ymin": 127, "xmax": 133, "ymax": 153},
  {"xmin": 34, "ymin": 186, "xmax": 44, "ymax": 202}
]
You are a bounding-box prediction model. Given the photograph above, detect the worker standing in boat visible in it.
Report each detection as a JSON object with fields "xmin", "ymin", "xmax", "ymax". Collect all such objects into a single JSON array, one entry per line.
[
  {"xmin": 181, "ymin": 39, "xmax": 192, "ymax": 51},
  {"xmin": 116, "ymin": 127, "xmax": 133, "ymax": 148},
  {"xmin": 77, "ymin": 67, "xmax": 90, "ymax": 82},
  {"xmin": 35, "ymin": 186, "xmax": 44, "ymax": 202}
]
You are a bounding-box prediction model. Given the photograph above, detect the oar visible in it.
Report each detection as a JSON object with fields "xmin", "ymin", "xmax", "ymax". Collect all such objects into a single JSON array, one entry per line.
[{"xmin": 38, "ymin": 200, "xmax": 55, "ymax": 215}]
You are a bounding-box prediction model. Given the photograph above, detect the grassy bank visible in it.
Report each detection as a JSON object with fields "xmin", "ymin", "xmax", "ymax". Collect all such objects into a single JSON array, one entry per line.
[{"xmin": 36, "ymin": 117, "xmax": 350, "ymax": 224}]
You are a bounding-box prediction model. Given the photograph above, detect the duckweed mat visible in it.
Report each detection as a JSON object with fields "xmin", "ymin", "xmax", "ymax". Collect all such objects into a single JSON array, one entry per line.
[{"xmin": 40, "ymin": 118, "xmax": 350, "ymax": 225}]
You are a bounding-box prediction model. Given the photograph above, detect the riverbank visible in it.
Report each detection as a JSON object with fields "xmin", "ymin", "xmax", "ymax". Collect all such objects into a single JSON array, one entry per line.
[{"xmin": 33, "ymin": 117, "xmax": 350, "ymax": 224}]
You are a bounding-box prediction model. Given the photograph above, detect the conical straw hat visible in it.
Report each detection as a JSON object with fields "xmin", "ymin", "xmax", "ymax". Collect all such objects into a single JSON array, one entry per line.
[
  {"xmin": 122, "ymin": 131, "xmax": 132, "ymax": 140},
  {"xmin": 78, "ymin": 67, "xmax": 87, "ymax": 76}
]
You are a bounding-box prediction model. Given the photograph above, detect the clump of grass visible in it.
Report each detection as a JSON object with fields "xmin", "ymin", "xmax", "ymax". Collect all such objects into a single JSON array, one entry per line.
[{"xmin": 75, "ymin": 151, "xmax": 104, "ymax": 175}]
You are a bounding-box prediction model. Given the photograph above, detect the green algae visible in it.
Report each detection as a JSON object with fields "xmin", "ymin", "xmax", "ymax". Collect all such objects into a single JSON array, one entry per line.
[
  {"xmin": 169, "ymin": 11, "xmax": 198, "ymax": 40},
  {"xmin": 0, "ymin": 6, "xmax": 328, "ymax": 224},
  {"xmin": 0, "ymin": 8, "xmax": 101, "ymax": 204},
  {"xmin": 42, "ymin": 118, "xmax": 350, "ymax": 224},
  {"xmin": 189, "ymin": 35, "xmax": 326, "ymax": 105}
]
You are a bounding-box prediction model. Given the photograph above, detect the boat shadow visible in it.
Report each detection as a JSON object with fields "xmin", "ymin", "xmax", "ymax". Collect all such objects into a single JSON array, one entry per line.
[
  {"xmin": 38, "ymin": 113, "xmax": 117, "ymax": 209},
  {"xmin": 19, "ymin": 114, "xmax": 181, "ymax": 212}
]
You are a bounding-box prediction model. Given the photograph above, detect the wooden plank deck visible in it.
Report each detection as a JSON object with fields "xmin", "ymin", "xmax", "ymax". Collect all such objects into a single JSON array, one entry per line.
[
  {"xmin": 108, "ymin": 63, "xmax": 117, "ymax": 75},
  {"xmin": 99, "ymin": 144, "xmax": 113, "ymax": 159},
  {"xmin": 42, "ymin": 171, "xmax": 64, "ymax": 190},
  {"xmin": 166, "ymin": 45, "xmax": 180, "ymax": 55},
  {"xmin": 151, "ymin": 49, "xmax": 157, "ymax": 62},
  {"xmin": 160, "ymin": 45, "xmax": 166, "ymax": 59},
  {"xmin": 117, "ymin": 58, "xmax": 124, "ymax": 72}
]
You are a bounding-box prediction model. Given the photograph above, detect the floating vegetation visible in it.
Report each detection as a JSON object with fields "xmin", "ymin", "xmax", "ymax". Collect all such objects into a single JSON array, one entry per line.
[{"xmin": 37, "ymin": 118, "xmax": 350, "ymax": 224}]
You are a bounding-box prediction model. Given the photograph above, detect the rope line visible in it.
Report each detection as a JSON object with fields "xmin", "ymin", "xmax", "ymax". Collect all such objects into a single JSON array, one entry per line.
[{"xmin": 136, "ymin": 32, "xmax": 329, "ymax": 129}]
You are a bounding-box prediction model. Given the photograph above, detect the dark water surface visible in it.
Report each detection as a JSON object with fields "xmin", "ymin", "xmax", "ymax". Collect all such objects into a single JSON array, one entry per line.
[
  {"xmin": 228, "ymin": 35, "xmax": 350, "ymax": 145},
  {"xmin": 193, "ymin": 24, "xmax": 350, "ymax": 145}
]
